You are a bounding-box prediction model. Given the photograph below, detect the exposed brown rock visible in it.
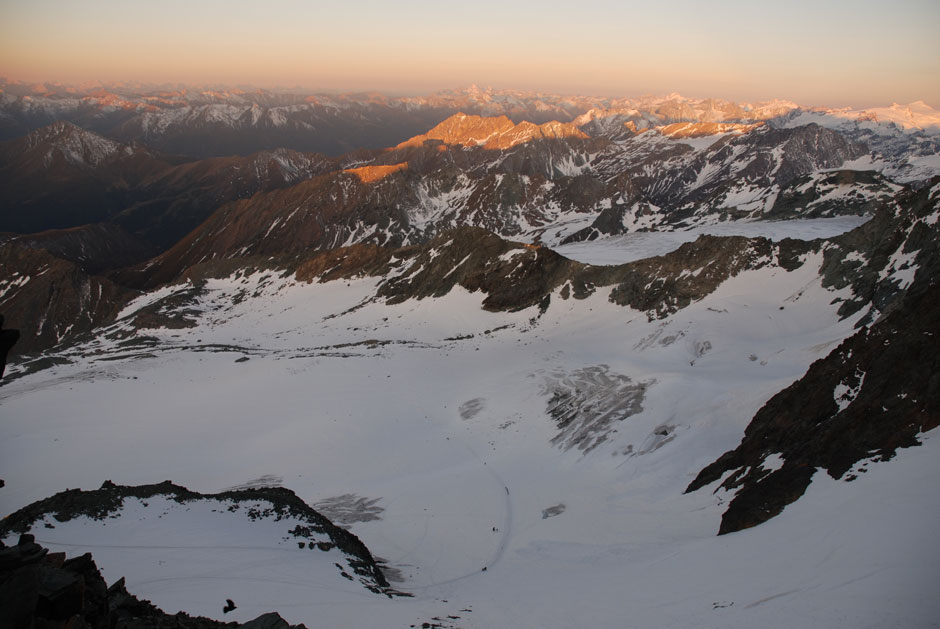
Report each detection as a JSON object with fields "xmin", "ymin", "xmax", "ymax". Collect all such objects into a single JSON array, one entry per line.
[
  {"xmin": 396, "ymin": 113, "xmax": 588, "ymax": 150},
  {"xmin": 295, "ymin": 243, "xmax": 395, "ymax": 283},
  {"xmin": 344, "ymin": 162, "xmax": 408, "ymax": 183}
]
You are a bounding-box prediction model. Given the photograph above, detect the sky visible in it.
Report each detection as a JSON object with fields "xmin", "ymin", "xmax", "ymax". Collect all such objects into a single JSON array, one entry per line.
[{"xmin": 1, "ymin": 0, "xmax": 938, "ymax": 108}]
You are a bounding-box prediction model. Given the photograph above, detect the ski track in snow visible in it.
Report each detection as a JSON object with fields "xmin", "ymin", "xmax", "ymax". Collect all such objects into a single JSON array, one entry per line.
[{"xmin": 409, "ymin": 437, "xmax": 514, "ymax": 592}]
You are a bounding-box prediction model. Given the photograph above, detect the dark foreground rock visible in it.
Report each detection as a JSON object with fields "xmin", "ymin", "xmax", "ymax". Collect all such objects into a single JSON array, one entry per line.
[{"xmin": 0, "ymin": 533, "xmax": 307, "ymax": 629}]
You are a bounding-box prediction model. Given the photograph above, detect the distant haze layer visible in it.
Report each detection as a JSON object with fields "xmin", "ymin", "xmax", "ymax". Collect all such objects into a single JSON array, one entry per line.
[{"xmin": 1, "ymin": 0, "xmax": 938, "ymax": 108}]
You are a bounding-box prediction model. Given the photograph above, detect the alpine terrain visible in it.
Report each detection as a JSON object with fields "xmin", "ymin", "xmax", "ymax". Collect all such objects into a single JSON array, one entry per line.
[{"xmin": 1, "ymin": 82, "xmax": 938, "ymax": 628}]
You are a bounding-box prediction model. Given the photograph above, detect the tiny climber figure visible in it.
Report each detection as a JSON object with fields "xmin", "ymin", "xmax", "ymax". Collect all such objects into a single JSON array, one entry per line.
[{"xmin": 0, "ymin": 315, "xmax": 21, "ymax": 380}]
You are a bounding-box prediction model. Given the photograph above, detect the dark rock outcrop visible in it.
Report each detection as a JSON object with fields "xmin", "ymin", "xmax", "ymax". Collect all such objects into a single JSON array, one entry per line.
[
  {"xmin": 765, "ymin": 170, "xmax": 897, "ymax": 220},
  {"xmin": 289, "ymin": 226, "xmax": 813, "ymax": 321},
  {"xmin": 820, "ymin": 180, "xmax": 940, "ymax": 323},
  {"xmin": 0, "ymin": 314, "xmax": 19, "ymax": 380},
  {"xmin": 376, "ymin": 227, "xmax": 577, "ymax": 312},
  {"xmin": 602, "ymin": 235, "xmax": 811, "ymax": 319}
]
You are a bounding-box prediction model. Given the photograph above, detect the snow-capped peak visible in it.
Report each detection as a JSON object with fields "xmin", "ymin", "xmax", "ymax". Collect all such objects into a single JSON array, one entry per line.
[
  {"xmin": 396, "ymin": 113, "xmax": 587, "ymax": 150},
  {"xmin": 24, "ymin": 121, "xmax": 130, "ymax": 167}
]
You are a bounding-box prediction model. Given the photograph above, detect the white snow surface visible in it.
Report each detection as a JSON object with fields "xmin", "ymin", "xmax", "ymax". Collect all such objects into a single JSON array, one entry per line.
[
  {"xmin": 1, "ymin": 232, "xmax": 937, "ymax": 628},
  {"xmin": 2, "ymin": 496, "xmax": 382, "ymax": 625},
  {"xmin": 553, "ymin": 216, "xmax": 870, "ymax": 265},
  {"xmin": 782, "ymin": 102, "xmax": 940, "ymax": 135}
]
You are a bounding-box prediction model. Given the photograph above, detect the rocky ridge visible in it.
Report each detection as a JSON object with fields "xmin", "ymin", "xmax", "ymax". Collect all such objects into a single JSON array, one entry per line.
[
  {"xmin": 292, "ymin": 227, "xmax": 801, "ymax": 319},
  {"xmin": 3, "ymin": 100, "xmax": 935, "ymax": 298},
  {"xmin": 1, "ymin": 480, "xmax": 400, "ymax": 597},
  {"xmin": 395, "ymin": 113, "xmax": 588, "ymax": 150},
  {"xmin": 564, "ymin": 123, "xmax": 873, "ymax": 243}
]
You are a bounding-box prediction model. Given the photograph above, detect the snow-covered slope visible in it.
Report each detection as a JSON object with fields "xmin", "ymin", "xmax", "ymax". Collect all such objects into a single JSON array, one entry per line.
[
  {"xmin": 780, "ymin": 101, "xmax": 940, "ymax": 135},
  {"xmin": 2, "ymin": 198, "xmax": 937, "ymax": 627},
  {"xmin": 554, "ymin": 215, "xmax": 870, "ymax": 265}
]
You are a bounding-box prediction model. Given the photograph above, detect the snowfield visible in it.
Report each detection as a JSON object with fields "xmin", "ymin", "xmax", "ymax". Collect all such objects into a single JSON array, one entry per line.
[
  {"xmin": 1, "ymin": 223, "xmax": 938, "ymax": 628},
  {"xmin": 553, "ymin": 215, "xmax": 871, "ymax": 265}
]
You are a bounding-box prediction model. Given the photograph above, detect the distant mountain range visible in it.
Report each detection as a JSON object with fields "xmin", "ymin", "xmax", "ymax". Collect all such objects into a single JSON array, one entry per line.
[
  {"xmin": 3, "ymin": 79, "xmax": 935, "ymax": 157},
  {"xmin": 2, "ymin": 83, "xmax": 936, "ymax": 277}
]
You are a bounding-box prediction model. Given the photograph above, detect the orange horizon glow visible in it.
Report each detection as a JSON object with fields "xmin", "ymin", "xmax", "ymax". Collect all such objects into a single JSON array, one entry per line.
[{"xmin": 2, "ymin": 0, "xmax": 938, "ymax": 110}]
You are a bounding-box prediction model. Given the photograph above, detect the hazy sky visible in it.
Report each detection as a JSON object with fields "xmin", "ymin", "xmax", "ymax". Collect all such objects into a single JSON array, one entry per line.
[{"xmin": 2, "ymin": 0, "xmax": 938, "ymax": 107}]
